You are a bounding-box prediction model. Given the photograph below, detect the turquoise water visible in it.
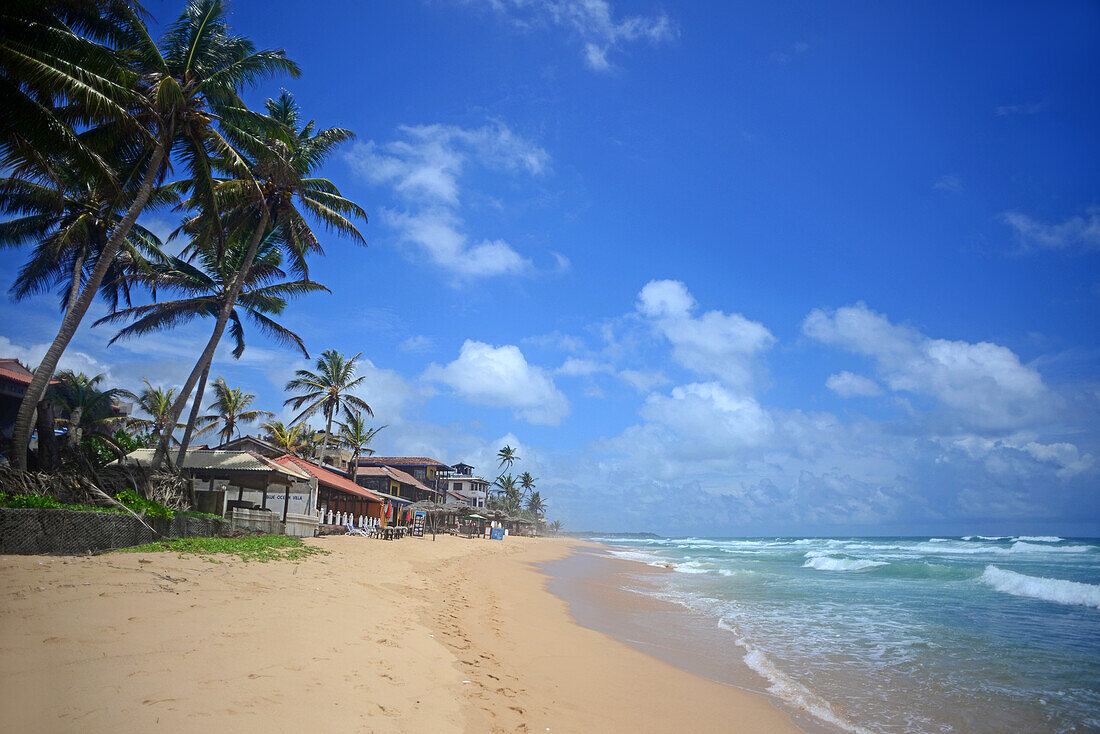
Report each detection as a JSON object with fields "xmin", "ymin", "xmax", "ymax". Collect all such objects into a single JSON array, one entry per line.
[{"xmin": 590, "ymin": 535, "xmax": 1100, "ymax": 733}]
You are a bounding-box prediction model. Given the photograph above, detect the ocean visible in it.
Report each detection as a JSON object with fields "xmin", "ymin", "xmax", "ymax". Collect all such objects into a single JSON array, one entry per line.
[{"xmin": 579, "ymin": 535, "xmax": 1100, "ymax": 734}]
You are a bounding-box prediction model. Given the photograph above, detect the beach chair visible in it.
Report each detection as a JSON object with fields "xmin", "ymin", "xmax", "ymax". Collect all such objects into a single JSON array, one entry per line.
[{"xmin": 345, "ymin": 522, "xmax": 369, "ymax": 537}]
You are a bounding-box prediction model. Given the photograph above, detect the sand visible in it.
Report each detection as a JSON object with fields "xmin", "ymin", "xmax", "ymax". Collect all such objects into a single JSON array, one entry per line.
[{"xmin": 0, "ymin": 535, "xmax": 801, "ymax": 733}]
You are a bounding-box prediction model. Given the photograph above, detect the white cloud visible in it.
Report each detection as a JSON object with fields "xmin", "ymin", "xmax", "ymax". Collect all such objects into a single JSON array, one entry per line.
[
  {"xmin": 347, "ymin": 121, "xmax": 549, "ymax": 278},
  {"xmin": 826, "ymin": 371, "xmax": 883, "ymax": 398},
  {"xmin": 996, "ymin": 102, "xmax": 1045, "ymax": 116},
  {"xmin": 398, "ymin": 335, "xmax": 434, "ymax": 353},
  {"xmin": 804, "ymin": 303, "xmax": 1050, "ymax": 430},
  {"xmin": 423, "ymin": 340, "xmax": 569, "ymax": 425},
  {"xmin": 1001, "ymin": 206, "xmax": 1100, "ymax": 253},
  {"xmin": 639, "ymin": 382, "xmax": 774, "ymax": 453},
  {"xmin": 468, "ymin": 0, "xmax": 677, "ymax": 71},
  {"xmin": 637, "ymin": 279, "xmax": 775, "ymax": 392},
  {"xmin": 617, "ymin": 368, "xmax": 669, "ymax": 393},
  {"xmin": 556, "ymin": 357, "xmax": 611, "ymax": 376}
]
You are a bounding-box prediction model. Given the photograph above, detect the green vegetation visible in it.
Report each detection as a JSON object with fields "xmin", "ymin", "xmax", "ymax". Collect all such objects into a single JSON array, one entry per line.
[
  {"xmin": 120, "ymin": 535, "xmax": 325, "ymax": 562},
  {"xmin": 0, "ymin": 491, "xmax": 218, "ymax": 521}
]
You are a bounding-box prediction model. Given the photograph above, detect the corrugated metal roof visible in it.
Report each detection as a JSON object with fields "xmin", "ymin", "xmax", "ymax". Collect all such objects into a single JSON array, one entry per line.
[
  {"xmin": 357, "ymin": 456, "xmax": 451, "ymax": 468},
  {"xmin": 115, "ymin": 449, "xmax": 310, "ymax": 480}
]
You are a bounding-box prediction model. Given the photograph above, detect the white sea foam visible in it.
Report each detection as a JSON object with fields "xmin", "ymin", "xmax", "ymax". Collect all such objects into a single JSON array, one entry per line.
[
  {"xmin": 803, "ymin": 555, "xmax": 888, "ymax": 572},
  {"xmin": 1014, "ymin": 536, "xmax": 1064, "ymax": 543},
  {"xmin": 672, "ymin": 561, "xmax": 710, "ymax": 574},
  {"xmin": 962, "ymin": 535, "xmax": 1010, "ymax": 541},
  {"xmin": 1009, "ymin": 541, "xmax": 1091, "ymax": 553},
  {"xmin": 927, "ymin": 537, "xmax": 953, "ymax": 543},
  {"xmin": 980, "ymin": 566, "xmax": 1100, "ymax": 609},
  {"xmin": 717, "ymin": 618, "xmax": 874, "ymax": 734}
]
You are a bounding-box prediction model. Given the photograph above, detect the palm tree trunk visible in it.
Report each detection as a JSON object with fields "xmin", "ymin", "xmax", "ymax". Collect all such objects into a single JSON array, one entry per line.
[
  {"xmin": 9, "ymin": 139, "xmax": 168, "ymax": 471},
  {"xmin": 175, "ymin": 360, "xmax": 211, "ymax": 465},
  {"xmin": 67, "ymin": 406, "xmax": 84, "ymax": 450},
  {"xmin": 35, "ymin": 400, "xmax": 58, "ymax": 471},
  {"xmin": 65, "ymin": 249, "xmax": 86, "ymax": 318},
  {"xmin": 149, "ymin": 206, "xmax": 271, "ymax": 471},
  {"xmin": 317, "ymin": 406, "xmax": 333, "ymax": 465}
]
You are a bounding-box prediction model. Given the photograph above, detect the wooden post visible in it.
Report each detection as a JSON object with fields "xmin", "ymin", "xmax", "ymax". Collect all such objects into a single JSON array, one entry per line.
[{"xmin": 281, "ymin": 480, "xmax": 291, "ymax": 524}]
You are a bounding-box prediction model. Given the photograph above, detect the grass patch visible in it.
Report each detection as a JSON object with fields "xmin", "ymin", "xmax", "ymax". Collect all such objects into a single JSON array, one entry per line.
[{"xmin": 119, "ymin": 534, "xmax": 326, "ymax": 563}]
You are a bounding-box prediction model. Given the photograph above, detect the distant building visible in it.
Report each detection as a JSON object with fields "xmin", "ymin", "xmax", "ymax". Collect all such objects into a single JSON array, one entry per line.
[
  {"xmin": 439, "ymin": 462, "xmax": 491, "ymax": 507},
  {"xmin": 355, "ymin": 464, "xmax": 438, "ymax": 503}
]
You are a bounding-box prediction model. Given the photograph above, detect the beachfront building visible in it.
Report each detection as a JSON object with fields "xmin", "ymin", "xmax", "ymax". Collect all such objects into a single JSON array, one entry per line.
[
  {"xmin": 0, "ymin": 359, "xmax": 51, "ymax": 439},
  {"xmin": 439, "ymin": 462, "xmax": 490, "ymax": 507},
  {"xmin": 356, "ymin": 456, "xmax": 451, "ymax": 497},
  {"xmin": 272, "ymin": 454, "xmax": 383, "ymax": 525},
  {"xmin": 355, "ymin": 465, "xmax": 437, "ymax": 503},
  {"xmin": 216, "ymin": 433, "xmax": 284, "ymax": 457}
]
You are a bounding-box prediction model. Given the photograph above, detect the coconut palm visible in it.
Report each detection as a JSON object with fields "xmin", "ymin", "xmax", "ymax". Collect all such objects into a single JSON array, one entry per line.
[
  {"xmin": 263, "ymin": 419, "xmax": 305, "ymax": 456},
  {"xmin": 494, "ymin": 473, "xmax": 520, "ymax": 502},
  {"xmin": 125, "ymin": 377, "xmax": 185, "ymax": 444},
  {"xmin": 8, "ymin": 0, "xmax": 300, "ymax": 470},
  {"xmin": 518, "ymin": 471, "xmax": 538, "ymax": 496},
  {"xmin": 496, "ymin": 444, "xmax": 519, "ymax": 479},
  {"xmin": 48, "ymin": 370, "xmax": 129, "ymax": 449},
  {"xmin": 147, "ymin": 89, "xmax": 365, "ymax": 470},
  {"xmin": 525, "ymin": 491, "xmax": 547, "ymax": 518},
  {"xmin": 283, "ymin": 350, "xmax": 372, "ymax": 465},
  {"xmin": 94, "ymin": 231, "xmax": 324, "ymax": 462},
  {"xmin": 548, "ymin": 520, "xmax": 563, "ymax": 535},
  {"xmin": 0, "ymin": 0, "xmax": 141, "ymax": 179},
  {"xmin": 1, "ymin": 166, "xmax": 171, "ymax": 318},
  {"xmin": 336, "ymin": 409, "xmax": 386, "ymax": 481},
  {"xmin": 194, "ymin": 377, "xmax": 271, "ymax": 445}
]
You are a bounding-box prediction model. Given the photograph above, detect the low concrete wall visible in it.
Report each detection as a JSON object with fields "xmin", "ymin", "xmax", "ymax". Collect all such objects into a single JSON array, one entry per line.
[{"xmin": 0, "ymin": 508, "xmax": 227, "ymax": 555}]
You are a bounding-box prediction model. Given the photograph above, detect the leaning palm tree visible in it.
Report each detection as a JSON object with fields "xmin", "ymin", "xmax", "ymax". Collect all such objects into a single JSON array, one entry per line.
[
  {"xmin": 125, "ymin": 377, "xmax": 185, "ymax": 444},
  {"xmin": 284, "ymin": 350, "xmax": 373, "ymax": 465},
  {"xmin": 496, "ymin": 444, "xmax": 520, "ymax": 481},
  {"xmin": 7, "ymin": 0, "xmax": 300, "ymax": 470},
  {"xmin": 336, "ymin": 409, "xmax": 386, "ymax": 481},
  {"xmin": 147, "ymin": 89, "xmax": 365, "ymax": 470},
  {"xmin": 1, "ymin": 165, "xmax": 171, "ymax": 319},
  {"xmin": 195, "ymin": 377, "xmax": 271, "ymax": 445},
  {"xmin": 95, "ymin": 231, "xmax": 324, "ymax": 463}
]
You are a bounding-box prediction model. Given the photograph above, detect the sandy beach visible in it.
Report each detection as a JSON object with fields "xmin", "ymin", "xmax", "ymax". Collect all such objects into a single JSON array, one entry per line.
[{"xmin": 0, "ymin": 535, "xmax": 800, "ymax": 733}]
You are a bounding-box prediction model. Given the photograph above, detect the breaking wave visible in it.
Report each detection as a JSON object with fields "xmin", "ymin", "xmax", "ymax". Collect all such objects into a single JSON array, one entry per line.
[{"xmin": 980, "ymin": 566, "xmax": 1100, "ymax": 609}]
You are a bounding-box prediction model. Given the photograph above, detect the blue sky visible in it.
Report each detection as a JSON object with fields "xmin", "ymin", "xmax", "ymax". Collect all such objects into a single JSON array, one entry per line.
[{"xmin": 3, "ymin": 0, "xmax": 1099, "ymax": 535}]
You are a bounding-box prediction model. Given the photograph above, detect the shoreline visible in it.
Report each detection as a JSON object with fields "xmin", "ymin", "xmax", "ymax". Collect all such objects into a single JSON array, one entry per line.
[
  {"xmin": 542, "ymin": 543, "xmax": 845, "ymax": 734},
  {"xmin": 1, "ymin": 535, "xmax": 801, "ymax": 732}
]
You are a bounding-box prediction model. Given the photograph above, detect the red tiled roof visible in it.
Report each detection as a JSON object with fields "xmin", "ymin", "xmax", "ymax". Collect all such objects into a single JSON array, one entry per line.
[
  {"xmin": 0, "ymin": 359, "xmax": 61, "ymax": 386},
  {"xmin": 357, "ymin": 456, "xmax": 450, "ymax": 468},
  {"xmin": 272, "ymin": 454, "xmax": 382, "ymax": 502}
]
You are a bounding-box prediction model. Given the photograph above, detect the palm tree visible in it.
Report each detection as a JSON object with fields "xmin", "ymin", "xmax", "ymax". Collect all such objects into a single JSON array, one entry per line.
[
  {"xmin": 263, "ymin": 419, "xmax": 305, "ymax": 456},
  {"xmin": 284, "ymin": 350, "xmax": 373, "ymax": 465},
  {"xmin": 126, "ymin": 377, "xmax": 185, "ymax": 444},
  {"xmin": 525, "ymin": 491, "xmax": 547, "ymax": 518},
  {"xmin": 7, "ymin": 0, "xmax": 300, "ymax": 470},
  {"xmin": 94, "ymin": 231, "xmax": 324, "ymax": 462},
  {"xmin": 148, "ymin": 89, "xmax": 365, "ymax": 470},
  {"xmin": 336, "ymin": 409, "xmax": 386, "ymax": 481},
  {"xmin": 195, "ymin": 378, "xmax": 271, "ymax": 445},
  {"xmin": 1, "ymin": 166, "xmax": 171, "ymax": 318},
  {"xmin": 548, "ymin": 520, "xmax": 563, "ymax": 535},
  {"xmin": 518, "ymin": 471, "xmax": 538, "ymax": 497},
  {"xmin": 496, "ymin": 444, "xmax": 519, "ymax": 479},
  {"xmin": 494, "ymin": 473, "xmax": 520, "ymax": 501},
  {"xmin": 48, "ymin": 370, "xmax": 129, "ymax": 449},
  {"xmin": 1, "ymin": 0, "xmax": 140, "ymax": 179}
]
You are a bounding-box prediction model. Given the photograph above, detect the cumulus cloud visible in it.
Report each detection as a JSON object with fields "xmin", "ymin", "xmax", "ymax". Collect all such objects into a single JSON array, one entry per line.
[
  {"xmin": 826, "ymin": 371, "xmax": 883, "ymax": 398},
  {"xmin": 1001, "ymin": 206, "xmax": 1100, "ymax": 254},
  {"xmin": 347, "ymin": 121, "xmax": 549, "ymax": 278},
  {"xmin": 636, "ymin": 279, "xmax": 775, "ymax": 392},
  {"xmin": 423, "ymin": 340, "xmax": 569, "ymax": 425},
  {"xmin": 556, "ymin": 357, "xmax": 611, "ymax": 376},
  {"xmin": 465, "ymin": 0, "xmax": 677, "ymax": 71},
  {"xmin": 804, "ymin": 303, "xmax": 1050, "ymax": 430},
  {"xmin": 639, "ymin": 382, "xmax": 774, "ymax": 455}
]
